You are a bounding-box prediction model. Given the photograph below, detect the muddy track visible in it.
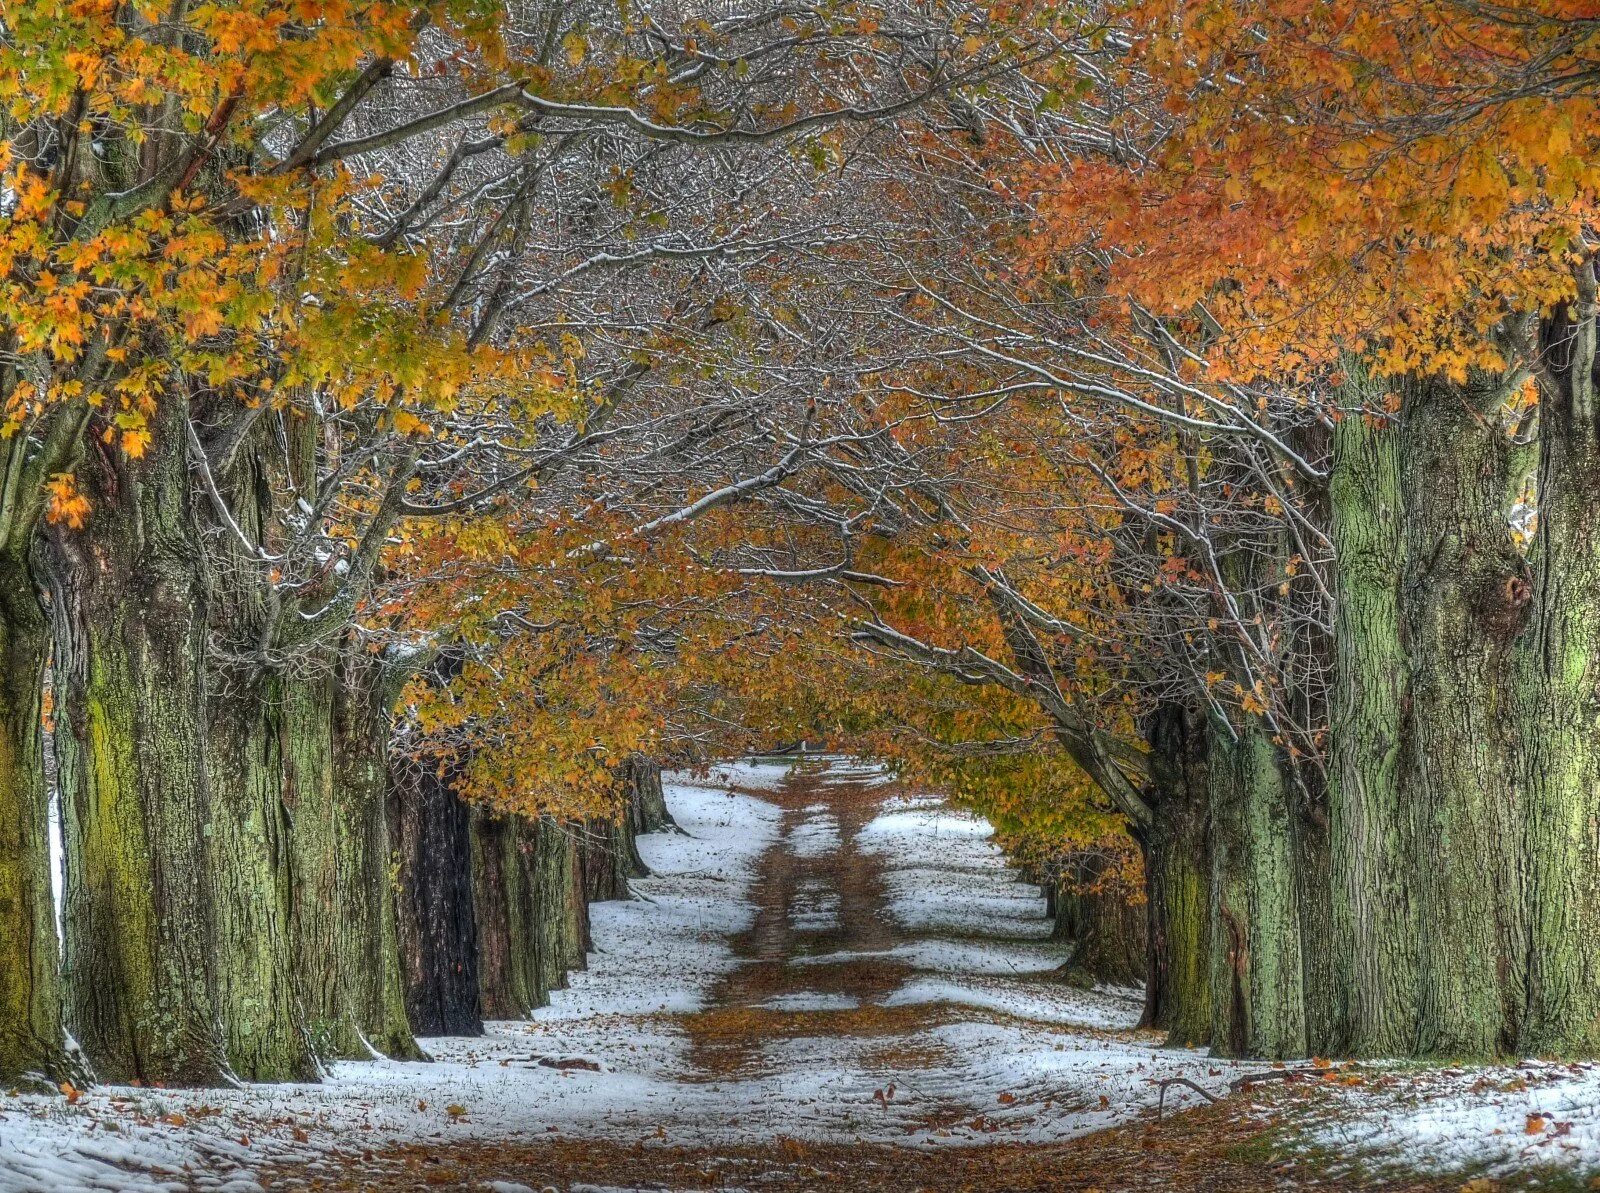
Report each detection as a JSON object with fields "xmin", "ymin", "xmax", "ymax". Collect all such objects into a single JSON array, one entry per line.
[{"xmin": 682, "ymin": 761, "xmax": 937, "ymax": 1080}]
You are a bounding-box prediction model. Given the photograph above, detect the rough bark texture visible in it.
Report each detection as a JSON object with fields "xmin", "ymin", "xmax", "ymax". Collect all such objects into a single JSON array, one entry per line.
[
  {"xmin": 204, "ymin": 669, "xmax": 316, "ymax": 1081},
  {"xmin": 1517, "ymin": 324, "xmax": 1600, "ymax": 1056},
  {"xmin": 1399, "ymin": 373, "xmax": 1529, "ymax": 1057},
  {"xmin": 531, "ymin": 819, "xmax": 590, "ymax": 993},
  {"xmin": 578, "ymin": 815, "xmax": 633, "ymax": 905},
  {"xmin": 1206, "ymin": 717, "xmax": 1306, "ymax": 1059},
  {"xmin": 281, "ymin": 667, "xmax": 370, "ymax": 1059},
  {"xmin": 0, "ymin": 555, "xmax": 69, "ymax": 1086},
  {"xmin": 470, "ymin": 808, "xmax": 546, "ymax": 1019},
  {"xmin": 1048, "ymin": 851, "xmax": 1147, "ymax": 989},
  {"xmin": 390, "ymin": 752, "xmax": 482, "ymax": 1038},
  {"xmin": 625, "ymin": 755, "xmax": 674, "ymax": 841},
  {"xmin": 331, "ymin": 651, "xmax": 421, "ymax": 1058},
  {"xmin": 1139, "ymin": 703, "xmax": 1212, "ymax": 1048},
  {"xmin": 1328, "ymin": 406, "xmax": 1415, "ymax": 1057},
  {"xmin": 47, "ymin": 411, "xmax": 228, "ymax": 1086}
]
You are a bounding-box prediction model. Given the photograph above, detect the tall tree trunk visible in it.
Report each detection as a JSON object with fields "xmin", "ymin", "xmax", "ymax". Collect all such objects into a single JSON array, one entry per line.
[
  {"xmin": 390, "ymin": 751, "xmax": 482, "ymax": 1038},
  {"xmin": 625, "ymin": 755, "xmax": 673, "ymax": 843},
  {"xmin": 1328, "ymin": 402, "xmax": 1415, "ymax": 1057},
  {"xmin": 0, "ymin": 555, "xmax": 69, "ymax": 1086},
  {"xmin": 1399, "ymin": 372, "xmax": 1528, "ymax": 1058},
  {"xmin": 1050, "ymin": 849, "xmax": 1147, "ymax": 989},
  {"xmin": 1517, "ymin": 311, "xmax": 1600, "ymax": 1056},
  {"xmin": 1139, "ymin": 702, "xmax": 1212, "ymax": 1048},
  {"xmin": 531, "ymin": 819, "xmax": 589, "ymax": 993},
  {"xmin": 471, "ymin": 809, "xmax": 550, "ymax": 1018},
  {"xmin": 282, "ymin": 666, "xmax": 371, "ymax": 1059},
  {"xmin": 47, "ymin": 412, "xmax": 229, "ymax": 1086},
  {"xmin": 1206, "ymin": 715, "xmax": 1306, "ymax": 1059},
  {"xmin": 204, "ymin": 668, "xmax": 317, "ymax": 1081},
  {"xmin": 331, "ymin": 650, "xmax": 422, "ymax": 1058}
]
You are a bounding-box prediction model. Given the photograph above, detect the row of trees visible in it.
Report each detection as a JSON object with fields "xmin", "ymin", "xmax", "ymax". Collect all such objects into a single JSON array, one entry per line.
[
  {"xmin": 0, "ymin": 0, "xmax": 1053, "ymax": 1088},
  {"xmin": 5, "ymin": 0, "xmax": 1600, "ymax": 1090},
  {"xmin": 687, "ymin": 0, "xmax": 1600, "ymax": 1063}
]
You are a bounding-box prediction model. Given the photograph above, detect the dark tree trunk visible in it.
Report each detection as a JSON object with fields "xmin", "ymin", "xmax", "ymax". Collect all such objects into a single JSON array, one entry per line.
[
  {"xmin": 47, "ymin": 409, "xmax": 229, "ymax": 1086},
  {"xmin": 390, "ymin": 751, "xmax": 481, "ymax": 1038},
  {"xmin": 0, "ymin": 554, "xmax": 69, "ymax": 1086},
  {"xmin": 1050, "ymin": 850, "xmax": 1147, "ymax": 989},
  {"xmin": 1138, "ymin": 702, "xmax": 1212, "ymax": 1048},
  {"xmin": 471, "ymin": 809, "xmax": 550, "ymax": 1018}
]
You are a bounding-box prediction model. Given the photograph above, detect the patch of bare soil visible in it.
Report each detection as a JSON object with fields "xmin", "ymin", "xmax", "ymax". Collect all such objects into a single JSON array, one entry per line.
[
  {"xmin": 257, "ymin": 1094, "xmax": 1464, "ymax": 1191},
  {"xmin": 680, "ymin": 764, "xmax": 917, "ymax": 1079}
]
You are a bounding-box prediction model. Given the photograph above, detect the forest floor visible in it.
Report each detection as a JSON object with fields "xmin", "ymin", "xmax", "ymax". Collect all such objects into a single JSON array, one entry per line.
[{"xmin": 3, "ymin": 759, "xmax": 1598, "ymax": 1191}]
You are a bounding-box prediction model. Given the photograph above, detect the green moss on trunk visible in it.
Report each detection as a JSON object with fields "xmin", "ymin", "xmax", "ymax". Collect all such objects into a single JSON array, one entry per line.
[
  {"xmin": 1398, "ymin": 373, "xmax": 1528, "ymax": 1058},
  {"xmin": 1140, "ymin": 703, "xmax": 1212, "ymax": 1048},
  {"xmin": 0, "ymin": 557, "xmax": 69, "ymax": 1087},
  {"xmin": 1328, "ymin": 402, "xmax": 1415, "ymax": 1057},
  {"xmin": 1207, "ymin": 716, "xmax": 1306, "ymax": 1060},
  {"xmin": 331, "ymin": 652, "xmax": 421, "ymax": 1059},
  {"xmin": 47, "ymin": 401, "xmax": 228, "ymax": 1087},
  {"xmin": 1516, "ymin": 356, "xmax": 1600, "ymax": 1056}
]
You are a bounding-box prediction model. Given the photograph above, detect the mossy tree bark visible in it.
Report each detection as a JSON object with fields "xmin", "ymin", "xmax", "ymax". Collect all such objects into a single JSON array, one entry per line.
[
  {"xmin": 1138, "ymin": 702, "xmax": 1212, "ymax": 1048},
  {"xmin": 202, "ymin": 419, "xmax": 317, "ymax": 1082},
  {"xmin": 0, "ymin": 336, "xmax": 88, "ymax": 1091},
  {"xmin": 47, "ymin": 406, "xmax": 229, "ymax": 1086},
  {"xmin": 0, "ymin": 552, "xmax": 69, "ymax": 1087},
  {"xmin": 1517, "ymin": 301, "xmax": 1600, "ymax": 1056},
  {"xmin": 331, "ymin": 649, "xmax": 422, "ymax": 1058},
  {"xmin": 282, "ymin": 666, "xmax": 371, "ymax": 1059},
  {"xmin": 1206, "ymin": 715, "xmax": 1306, "ymax": 1059},
  {"xmin": 1328, "ymin": 401, "xmax": 1415, "ymax": 1057},
  {"xmin": 1398, "ymin": 372, "xmax": 1530, "ymax": 1058}
]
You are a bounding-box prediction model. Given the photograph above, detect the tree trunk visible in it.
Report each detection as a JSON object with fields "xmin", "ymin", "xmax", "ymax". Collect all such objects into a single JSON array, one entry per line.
[
  {"xmin": 0, "ymin": 555, "xmax": 69, "ymax": 1086},
  {"xmin": 280, "ymin": 667, "xmax": 371, "ymax": 1059},
  {"xmin": 1050, "ymin": 850, "xmax": 1147, "ymax": 989},
  {"xmin": 1399, "ymin": 373, "xmax": 1528, "ymax": 1058},
  {"xmin": 578, "ymin": 815, "xmax": 633, "ymax": 904},
  {"xmin": 471, "ymin": 809, "xmax": 551, "ymax": 1018},
  {"xmin": 624, "ymin": 754, "xmax": 673, "ymax": 857},
  {"xmin": 47, "ymin": 413, "xmax": 228, "ymax": 1086},
  {"xmin": 1206, "ymin": 715, "xmax": 1306, "ymax": 1059},
  {"xmin": 1328, "ymin": 402, "xmax": 1415, "ymax": 1057},
  {"xmin": 204, "ymin": 668, "xmax": 317, "ymax": 1081},
  {"xmin": 390, "ymin": 752, "xmax": 482, "ymax": 1038},
  {"xmin": 1139, "ymin": 702, "xmax": 1212, "ymax": 1048},
  {"xmin": 532, "ymin": 819, "xmax": 590, "ymax": 992},
  {"xmin": 1516, "ymin": 334, "xmax": 1600, "ymax": 1056},
  {"xmin": 331, "ymin": 651, "xmax": 422, "ymax": 1058}
]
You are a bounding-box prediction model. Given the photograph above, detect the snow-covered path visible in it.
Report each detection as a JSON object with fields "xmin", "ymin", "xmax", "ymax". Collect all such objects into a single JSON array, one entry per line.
[{"xmin": 0, "ymin": 758, "xmax": 1248, "ymax": 1192}]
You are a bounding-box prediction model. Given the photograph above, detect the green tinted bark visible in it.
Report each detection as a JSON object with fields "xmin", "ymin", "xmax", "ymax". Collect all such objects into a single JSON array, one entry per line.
[
  {"xmin": 1399, "ymin": 373, "xmax": 1528, "ymax": 1058},
  {"xmin": 1328, "ymin": 402, "xmax": 1415, "ymax": 1057},
  {"xmin": 48, "ymin": 400, "xmax": 228, "ymax": 1086},
  {"xmin": 0, "ymin": 557, "xmax": 68, "ymax": 1087}
]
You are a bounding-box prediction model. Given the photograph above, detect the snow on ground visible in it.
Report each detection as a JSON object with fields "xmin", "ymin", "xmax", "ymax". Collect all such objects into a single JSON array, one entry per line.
[
  {"xmin": 26, "ymin": 757, "xmax": 1568, "ymax": 1190},
  {"xmin": 1301, "ymin": 1061, "xmax": 1600, "ymax": 1182},
  {"xmin": 784, "ymin": 804, "xmax": 841, "ymax": 859}
]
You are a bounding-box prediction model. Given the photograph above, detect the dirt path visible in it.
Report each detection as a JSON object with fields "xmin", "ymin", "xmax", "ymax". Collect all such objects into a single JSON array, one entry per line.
[
  {"xmin": 252, "ymin": 760, "xmax": 1453, "ymax": 1192},
  {"xmin": 682, "ymin": 760, "xmax": 938, "ymax": 1081}
]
